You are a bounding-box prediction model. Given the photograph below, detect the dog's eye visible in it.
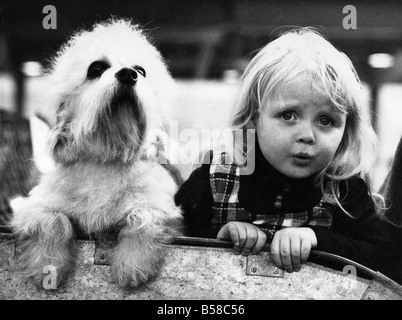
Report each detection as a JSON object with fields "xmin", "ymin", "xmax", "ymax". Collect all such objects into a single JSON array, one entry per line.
[
  {"xmin": 134, "ymin": 66, "xmax": 146, "ymax": 78},
  {"xmin": 87, "ymin": 61, "xmax": 110, "ymax": 79}
]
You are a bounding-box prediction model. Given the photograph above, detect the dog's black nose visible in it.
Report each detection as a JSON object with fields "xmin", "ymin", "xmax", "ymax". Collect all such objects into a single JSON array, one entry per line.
[{"xmin": 115, "ymin": 68, "xmax": 138, "ymax": 86}]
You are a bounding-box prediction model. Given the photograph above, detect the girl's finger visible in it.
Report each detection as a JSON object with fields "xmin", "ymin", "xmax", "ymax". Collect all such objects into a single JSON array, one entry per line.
[
  {"xmin": 300, "ymin": 239, "xmax": 311, "ymax": 264},
  {"xmin": 290, "ymin": 238, "xmax": 301, "ymax": 272},
  {"xmin": 235, "ymin": 224, "xmax": 248, "ymax": 255},
  {"xmin": 279, "ymin": 238, "xmax": 293, "ymax": 273},
  {"xmin": 252, "ymin": 230, "xmax": 267, "ymax": 254},
  {"xmin": 270, "ymin": 234, "xmax": 283, "ymax": 269},
  {"xmin": 241, "ymin": 226, "xmax": 258, "ymax": 256},
  {"xmin": 217, "ymin": 223, "xmax": 240, "ymax": 253}
]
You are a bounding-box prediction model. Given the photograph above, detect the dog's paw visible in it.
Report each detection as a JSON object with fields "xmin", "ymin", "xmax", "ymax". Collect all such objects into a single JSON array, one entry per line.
[
  {"xmin": 111, "ymin": 259, "xmax": 160, "ymax": 288},
  {"xmin": 110, "ymin": 242, "xmax": 164, "ymax": 288},
  {"xmin": 18, "ymin": 254, "xmax": 70, "ymax": 290},
  {"xmin": 17, "ymin": 234, "xmax": 76, "ymax": 290},
  {"xmin": 25, "ymin": 265, "xmax": 64, "ymax": 290}
]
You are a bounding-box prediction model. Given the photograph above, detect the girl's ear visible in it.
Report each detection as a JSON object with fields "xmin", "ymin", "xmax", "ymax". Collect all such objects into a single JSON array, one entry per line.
[{"xmin": 245, "ymin": 113, "xmax": 258, "ymax": 129}]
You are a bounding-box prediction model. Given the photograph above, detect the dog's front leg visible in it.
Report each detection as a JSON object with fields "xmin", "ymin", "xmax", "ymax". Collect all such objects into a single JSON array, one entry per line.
[
  {"xmin": 109, "ymin": 214, "xmax": 170, "ymax": 288},
  {"xmin": 12, "ymin": 202, "xmax": 76, "ymax": 288}
]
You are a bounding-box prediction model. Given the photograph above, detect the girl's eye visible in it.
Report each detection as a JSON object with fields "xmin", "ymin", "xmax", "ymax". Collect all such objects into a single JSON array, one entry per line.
[
  {"xmin": 134, "ymin": 66, "xmax": 146, "ymax": 78},
  {"xmin": 318, "ymin": 117, "xmax": 334, "ymax": 126},
  {"xmin": 87, "ymin": 61, "xmax": 110, "ymax": 79},
  {"xmin": 280, "ymin": 112, "xmax": 295, "ymax": 121}
]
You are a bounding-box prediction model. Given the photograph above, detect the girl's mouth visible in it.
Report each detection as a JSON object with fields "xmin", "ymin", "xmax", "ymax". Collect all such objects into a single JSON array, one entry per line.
[{"xmin": 292, "ymin": 153, "xmax": 313, "ymax": 166}]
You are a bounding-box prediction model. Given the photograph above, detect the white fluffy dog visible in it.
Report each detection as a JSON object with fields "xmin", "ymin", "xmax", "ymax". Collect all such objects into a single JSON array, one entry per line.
[{"xmin": 11, "ymin": 19, "xmax": 182, "ymax": 288}]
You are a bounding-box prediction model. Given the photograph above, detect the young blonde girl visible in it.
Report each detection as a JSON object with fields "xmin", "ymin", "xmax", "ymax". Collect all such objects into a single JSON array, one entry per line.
[{"xmin": 175, "ymin": 28, "xmax": 401, "ymax": 283}]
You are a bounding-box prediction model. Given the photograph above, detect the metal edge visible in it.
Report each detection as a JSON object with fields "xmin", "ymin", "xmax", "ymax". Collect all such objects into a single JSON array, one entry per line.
[{"xmin": 362, "ymin": 272, "xmax": 402, "ymax": 300}]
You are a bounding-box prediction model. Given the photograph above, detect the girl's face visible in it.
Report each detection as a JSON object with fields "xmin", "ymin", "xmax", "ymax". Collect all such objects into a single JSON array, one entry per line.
[{"xmin": 254, "ymin": 80, "xmax": 347, "ymax": 179}]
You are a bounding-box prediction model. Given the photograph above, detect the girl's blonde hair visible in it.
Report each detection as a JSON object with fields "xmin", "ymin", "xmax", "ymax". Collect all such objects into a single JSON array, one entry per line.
[{"xmin": 227, "ymin": 28, "xmax": 381, "ymax": 217}]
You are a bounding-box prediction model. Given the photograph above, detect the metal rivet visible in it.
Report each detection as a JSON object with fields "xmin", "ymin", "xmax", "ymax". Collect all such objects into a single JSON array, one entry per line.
[
  {"xmin": 273, "ymin": 268, "xmax": 279, "ymax": 274},
  {"xmin": 99, "ymin": 254, "xmax": 105, "ymax": 260},
  {"xmin": 251, "ymin": 267, "xmax": 257, "ymax": 273},
  {"xmin": 367, "ymin": 295, "xmax": 374, "ymax": 300}
]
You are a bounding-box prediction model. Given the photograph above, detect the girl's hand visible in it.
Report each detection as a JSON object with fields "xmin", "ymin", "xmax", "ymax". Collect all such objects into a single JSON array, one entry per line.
[
  {"xmin": 270, "ymin": 227, "xmax": 317, "ymax": 273},
  {"xmin": 217, "ymin": 222, "xmax": 267, "ymax": 256}
]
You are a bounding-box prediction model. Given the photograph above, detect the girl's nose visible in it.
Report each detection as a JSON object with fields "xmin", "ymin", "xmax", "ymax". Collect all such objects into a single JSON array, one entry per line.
[{"xmin": 296, "ymin": 124, "xmax": 316, "ymax": 144}]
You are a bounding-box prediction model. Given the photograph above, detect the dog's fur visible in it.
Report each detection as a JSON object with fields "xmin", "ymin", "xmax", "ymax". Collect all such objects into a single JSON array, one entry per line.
[{"xmin": 11, "ymin": 19, "xmax": 182, "ymax": 288}]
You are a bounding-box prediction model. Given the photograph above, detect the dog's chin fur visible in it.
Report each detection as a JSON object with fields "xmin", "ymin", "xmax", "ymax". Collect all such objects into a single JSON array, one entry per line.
[
  {"xmin": 52, "ymin": 86, "xmax": 147, "ymax": 164},
  {"xmin": 11, "ymin": 19, "xmax": 183, "ymax": 289}
]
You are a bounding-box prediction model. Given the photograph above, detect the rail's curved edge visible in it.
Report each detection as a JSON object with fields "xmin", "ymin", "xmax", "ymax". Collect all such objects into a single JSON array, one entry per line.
[{"xmin": 168, "ymin": 235, "xmax": 372, "ymax": 277}]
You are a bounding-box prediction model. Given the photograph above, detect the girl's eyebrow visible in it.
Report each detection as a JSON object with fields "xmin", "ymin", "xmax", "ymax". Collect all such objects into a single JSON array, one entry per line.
[
  {"xmin": 274, "ymin": 100, "xmax": 307, "ymax": 110},
  {"xmin": 270, "ymin": 98, "xmax": 300, "ymax": 106},
  {"xmin": 319, "ymin": 103, "xmax": 346, "ymax": 115},
  {"xmin": 275, "ymin": 99, "xmax": 345, "ymax": 114},
  {"xmin": 280, "ymin": 100, "xmax": 303, "ymax": 108}
]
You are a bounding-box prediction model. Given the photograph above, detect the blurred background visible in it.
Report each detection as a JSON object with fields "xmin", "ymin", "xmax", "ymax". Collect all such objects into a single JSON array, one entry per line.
[{"xmin": 1, "ymin": 0, "xmax": 402, "ymax": 194}]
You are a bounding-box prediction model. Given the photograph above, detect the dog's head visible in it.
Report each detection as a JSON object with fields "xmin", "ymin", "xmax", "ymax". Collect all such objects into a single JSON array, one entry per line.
[{"xmin": 47, "ymin": 19, "xmax": 174, "ymax": 164}]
